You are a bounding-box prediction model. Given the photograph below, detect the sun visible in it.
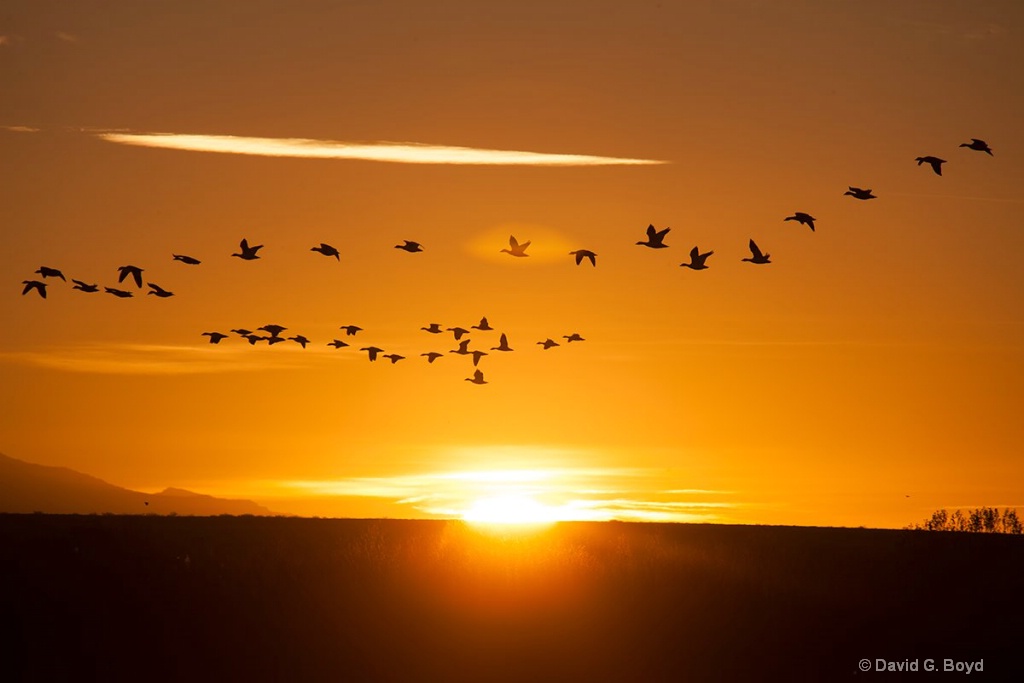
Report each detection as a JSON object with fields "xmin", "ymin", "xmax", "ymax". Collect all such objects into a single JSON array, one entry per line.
[{"xmin": 462, "ymin": 494, "xmax": 560, "ymax": 526}]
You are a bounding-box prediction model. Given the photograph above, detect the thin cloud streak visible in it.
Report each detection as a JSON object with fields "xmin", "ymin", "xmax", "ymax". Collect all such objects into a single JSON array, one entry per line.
[
  {"xmin": 0, "ymin": 342, "xmax": 315, "ymax": 374},
  {"xmin": 95, "ymin": 131, "xmax": 669, "ymax": 166}
]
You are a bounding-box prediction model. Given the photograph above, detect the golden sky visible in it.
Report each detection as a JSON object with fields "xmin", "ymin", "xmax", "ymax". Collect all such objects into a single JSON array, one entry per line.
[{"xmin": 2, "ymin": 1, "xmax": 1022, "ymax": 528}]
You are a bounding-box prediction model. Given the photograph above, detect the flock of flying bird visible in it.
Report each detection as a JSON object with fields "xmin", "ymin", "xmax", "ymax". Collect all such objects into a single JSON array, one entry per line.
[{"xmin": 18, "ymin": 137, "xmax": 996, "ymax": 384}]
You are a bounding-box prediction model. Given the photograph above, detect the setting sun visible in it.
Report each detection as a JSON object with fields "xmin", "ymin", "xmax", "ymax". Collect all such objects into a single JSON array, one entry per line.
[{"xmin": 462, "ymin": 494, "xmax": 560, "ymax": 525}]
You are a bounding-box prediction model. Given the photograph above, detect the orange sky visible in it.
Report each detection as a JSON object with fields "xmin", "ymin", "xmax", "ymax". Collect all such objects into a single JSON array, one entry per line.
[{"xmin": 2, "ymin": 1, "xmax": 1022, "ymax": 528}]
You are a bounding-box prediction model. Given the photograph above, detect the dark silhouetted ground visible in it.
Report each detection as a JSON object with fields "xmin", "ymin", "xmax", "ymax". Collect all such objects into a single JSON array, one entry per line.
[{"xmin": 2, "ymin": 515, "xmax": 1020, "ymax": 681}]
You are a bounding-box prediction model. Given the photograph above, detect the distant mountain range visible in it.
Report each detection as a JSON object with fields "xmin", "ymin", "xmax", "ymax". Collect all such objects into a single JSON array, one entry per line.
[{"xmin": 0, "ymin": 452, "xmax": 274, "ymax": 516}]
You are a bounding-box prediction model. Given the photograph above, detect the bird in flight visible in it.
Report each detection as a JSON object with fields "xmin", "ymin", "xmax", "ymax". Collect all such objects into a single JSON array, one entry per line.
[
  {"xmin": 311, "ymin": 243, "xmax": 340, "ymax": 260},
  {"xmin": 172, "ymin": 254, "xmax": 201, "ymax": 265},
  {"xmin": 340, "ymin": 325, "xmax": 363, "ymax": 336},
  {"xmin": 448, "ymin": 326, "xmax": 470, "ymax": 341},
  {"xmin": 243, "ymin": 334, "xmax": 267, "ymax": 345},
  {"xmin": 500, "ymin": 235, "xmax": 530, "ymax": 257},
  {"xmin": 636, "ymin": 224, "xmax": 670, "ymax": 249},
  {"xmin": 742, "ymin": 239, "xmax": 771, "ymax": 265},
  {"xmin": 233, "ymin": 238, "xmax": 263, "ymax": 260},
  {"xmin": 327, "ymin": 339, "xmax": 349, "ymax": 348},
  {"xmin": 915, "ymin": 156, "xmax": 946, "ymax": 176},
  {"xmin": 105, "ymin": 287, "xmax": 133, "ymax": 298},
  {"xmin": 288, "ymin": 335, "xmax": 311, "ymax": 348},
  {"xmin": 959, "ymin": 138, "xmax": 993, "ymax": 155},
  {"xmin": 491, "ymin": 333, "xmax": 513, "ymax": 352},
  {"xmin": 784, "ymin": 212, "xmax": 816, "ymax": 231},
  {"xmin": 360, "ymin": 346, "xmax": 384, "ymax": 362},
  {"xmin": 570, "ymin": 249, "xmax": 597, "ymax": 267},
  {"xmin": 117, "ymin": 265, "xmax": 145, "ymax": 288},
  {"xmin": 470, "ymin": 350, "xmax": 488, "ymax": 366},
  {"xmin": 35, "ymin": 266, "xmax": 65, "ymax": 281},
  {"xmin": 382, "ymin": 354, "xmax": 405, "ymax": 364},
  {"xmin": 147, "ymin": 283, "xmax": 174, "ymax": 298},
  {"xmin": 421, "ymin": 352, "xmax": 443, "ymax": 363},
  {"xmin": 465, "ymin": 369, "xmax": 488, "ymax": 385},
  {"xmin": 680, "ymin": 246, "xmax": 713, "ymax": 270},
  {"xmin": 230, "ymin": 328, "xmax": 253, "ymax": 336},
  {"xmin": 260, "ymin": 324, "xmax": 287, "ymax": 337},
  {"xmin": 472, "ymin": 317, "xmax": 493, "ymax": 331},
  {"xmin": 71, "ymin": 279, "xmax": 99, "ymax": 293},
  {"xmin": 563, "ymin": 333, "xmax": 585, "ymax": 343},
  {"xmin": 537, "ymin": 338, "xmax": 560, "ymax": 350},
  {"xmin": 21, "ymin": 280, "xmax": 47, "ymax": 298},
  {"xmin": 395, "ymin": 240, "xmax": 424, "ymax": 253},
  {"xmin": 450, "ymin": 339, "xmax": 472, "ymax": 355},
  {"xmin": 266, "ymin": 336, "xmax": 286, "ymax": 345},
  {"xmin": 202, "ymin": 332, "xmax": 229, "ymax": 344},
  {"xmin": 844, "ymin": 187, "xmax": 876, "ymax": 200},
  {"xmin": 421, "ymin": 323, "xmax": 443, "ymax": 334}
]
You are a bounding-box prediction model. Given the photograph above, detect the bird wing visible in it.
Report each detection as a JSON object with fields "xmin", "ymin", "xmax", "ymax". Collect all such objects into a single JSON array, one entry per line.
[
  {"xmin": 519, "ymin": 240, "xmax": 531, "ymax": 251},
  {"xmin": 689, "ymin": 246, "xmax": 699, "ymax": 260},
  {"xmin": 574, "ymin": 251, "xmax": 583, "ymax": 265},
  {"xmin": 509, "ymin": 235, "xmax": 520, "ymax": 248},
  {"xmin": 474, "ymin": 369, "xmax": 484, "ymax": 381},
  {"xmin": 655, "ymin": 227, "xmax": 670, "ymax": 239},
  {"xmin": 749, "ymin": 240, "xmax": 763, "ymax": 259}
]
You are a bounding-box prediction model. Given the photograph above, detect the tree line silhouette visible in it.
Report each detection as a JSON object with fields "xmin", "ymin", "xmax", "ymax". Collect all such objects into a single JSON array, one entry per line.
[{"xmin": 910, "ymin": 507, "xmax": 1022, "ymax": 534}]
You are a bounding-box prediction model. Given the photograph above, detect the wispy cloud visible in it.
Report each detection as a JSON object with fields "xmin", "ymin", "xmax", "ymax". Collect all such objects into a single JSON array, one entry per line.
[
  {"xmin": 278, "ymin": 466, "xmax": 738, "ymax": 522},
  {"xmin": 1, "ymin": 125, "xmax": 40, "ymax": 133},
  {"xmin": 94, "ymin": 131, "xmax": 668, "ymax": 166},
  {"xmin": 0, "ymin": 342, "xmax": 319, "ymax": 374}
]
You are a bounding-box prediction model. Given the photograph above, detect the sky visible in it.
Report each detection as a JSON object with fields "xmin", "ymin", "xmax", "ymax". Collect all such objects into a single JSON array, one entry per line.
[{"xmin": 2, "ymin": 0, "xmax": 1022, "ymax": 528}]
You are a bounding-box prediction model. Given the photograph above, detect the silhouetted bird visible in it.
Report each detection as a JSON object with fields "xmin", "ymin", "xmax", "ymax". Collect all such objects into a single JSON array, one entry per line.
[
  {"xmin": 563, "ymin": 333, "xmax": 585, "ymax": 343},
  {"xmin": 71, "ymin": 279, "xmax": 99, "ymax": 293},
  {"xmin": 202, "ymin": 332, "xmax": 229, "ymax": 344},
  {"xmin": 395, "ymin": 240, "xmax": 424, "ymax": 252},
  {"xmin": 340, "ymin": 325, "xmax": 363, "ymax": 336},
  {"xmin": 288, "ymin": 335, "xmax": 311, "ymax": 348},
  {"xmin": 538, "ymin": 338, "xmax": 560, "ymax": 350},
  {"xmin": 959, "ymin": 138, "xmax": 993, "ymax": 155},
  {"xmin": 360, "ymin": 346, "xmax": 384, "ymax": 362},
  {"xmin": 636, "ymin": 224, "xmax": 670, "ymax": 248},
  {"xmin": 232, "ymin": 238, "xmax": 263, "ymax": 260},
  {"xmin": 243, "ymin": 334, "xmax": 267, "ymax": 345},
  {"xmin": 35, "ymin": 266, "xmax": 65, "ymax": 281},
  {"xmin": 784, "ymin": 212, "xmax": 816, "ymax": 231},
  {"xmin": 450, "ymin": 339, "xmax": 472, "ymax": 355},
  {"xmin": 147, "ymin": 283, "xmax": 174, "ymax": 298},
  {"xmin": 570, "ymin": 249, "xmax": 597, "ymax": 266},
  {"xmin": 742, "ymin": 239, "xmax": 771, "ymax": 264},
  {"xmin": 680, "ymin": 246, "xmax": 713, "ymax": 270},
  {"xmin": 448, "ymin": 326, "xmax": 470, "ymax": 340},
  {"xmin": 491, "ymin": 333, "xmax": 513, "ymax": 352},
  {"xmin": 266, "ymin": 336, "xmax": 286, "ymax": 346},
  {"xmin": 500, "ymin": 235, "xmax": 531, "ymax": 257},
  {"xmin": 311, "ymin": 243, "xmax": 340, "ymax": 260},
  {"xmin": 328, "ymin": 339, "xmax": 350, "ymax": 348},
  {"xmin": 382, "ymin": 353, "xmax": 405, "ymax": 364},
  {"xmin": 422, "ymin": 352, "xmax": 443, "ymax": 363},
  {"xmin": 230, "ymin": 328, "xmax": 253, "ymax": 336},
  {"xmin": 172, "ymin": 254, "xmax": 201, "ymax": 265},
  {"xmin": 259, "ymin": 324, "xmax": 287, "ymax": 337},
  {"xmin": 915, "ymin": 156, "xmax": 946, "ymax": 176},
  {"xmin": 117, "ymin": 265, "xmax": 144, "ymax": 288},
  {"xmin": 105, "ymin": 287, "xmax": 133, "ymax": 298},
  {"xmin": 844, "ymin": 187, "xmax": 876, "ymax": 200},
  {"xmin": 472, "ymin": 317, "xmax": 493, "ymax": 331},
  {"xmin": 421, "ymin": 323, "xmax": 444, "ymax": 334},
  {"xmin": 470, "ymin": 350, "xmax": 488, "ymax": 366},
  {"xmin": 21, "ymin": 280, "xmax": 47, "ymax": 298},
  {"xmin": 465, "ymin": 369, "xmax": 487, "ymax": 385}
]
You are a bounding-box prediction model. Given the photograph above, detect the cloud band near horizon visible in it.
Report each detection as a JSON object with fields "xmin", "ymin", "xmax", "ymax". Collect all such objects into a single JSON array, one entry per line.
[{"xmin": 95, "ymin": 131, "xmax": 668, "ymax": 166}]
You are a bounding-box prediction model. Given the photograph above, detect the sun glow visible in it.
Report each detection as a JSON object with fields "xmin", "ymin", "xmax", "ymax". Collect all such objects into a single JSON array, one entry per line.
[{"xmin": 462, "ymin": 494, "xmax": 560, "ymax": 526}]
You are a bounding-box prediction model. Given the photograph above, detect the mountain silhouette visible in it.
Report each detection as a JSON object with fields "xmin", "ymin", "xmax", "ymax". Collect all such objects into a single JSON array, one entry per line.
[{"xmin": 0, "ymin": 452, "xmax": 274, "ymax": 516}]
